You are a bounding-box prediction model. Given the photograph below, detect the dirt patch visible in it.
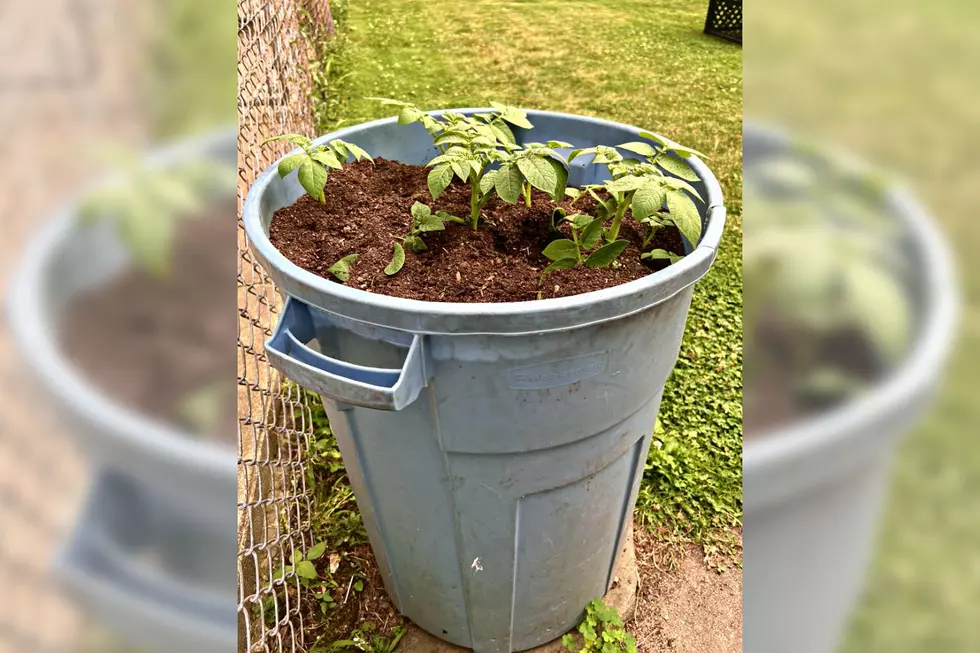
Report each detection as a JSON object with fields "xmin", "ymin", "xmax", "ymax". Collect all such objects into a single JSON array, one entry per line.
[
  {"xmin": 631, "ymin": 529, "xmax": 742, "ymax": 653},
  {"xmin": 297, "ymin": 544, "xmax": 403, "ymax": 651},
  {"xmin": 268, "ymin": 158, "xmax": 686, "ymax": 303},
  {"xmin": 62, "ymin": 204, "xmax": 237, "ymax": 443}
]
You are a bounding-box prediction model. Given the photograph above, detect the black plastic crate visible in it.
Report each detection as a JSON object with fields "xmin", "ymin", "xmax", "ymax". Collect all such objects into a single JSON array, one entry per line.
[{"xmin": 704, "ymin": 0, "xmax": 742, "ymax": 44}]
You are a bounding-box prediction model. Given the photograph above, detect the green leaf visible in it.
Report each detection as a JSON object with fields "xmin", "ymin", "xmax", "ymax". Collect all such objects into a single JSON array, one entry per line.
[
  {"xmin": 631, "ymin": 182, "xmax": 666, "ymax": 220},
  {"xmin": 517, "ymin": 156, "xmax": 558, "ymax": 195},
  {"xmin": 312, "ymin": 150, "xmax": 343, "ymax": 170},
  {"xmin": 277, "ymin": 153, "xmax": 307, "ymax": 178},
  {"xmin": 385, "ymin": 242, "xmax": 405, "ymax": 276},
  {"xmin": 585, "ymin": 240, "xmax": 629, "ymax": 268},
  {"xmin": 403, "ymin": 235, "xmax": 427, "ymax": 253},
  {"xmin": 490, "ymin": 101, "xmax": 533, "ymax": 129},
  {"xmin": 664, "ymin": 177, "xmax": 704, "ymax": 202},
  {"xmin": 547, "ymin": 140, "xmax": 574, "ymax": 149},
  {"xmin": 542, "ymin": 239, "xmax": 579, "ymax": 262},
  {"xmin": 327, "ymin": 254, "xmax": 359, "ymax": 282},
  {"xmin": 416, "ymin": 212, "xmax": 446, "ymax": 232},
  {"xmin": 617, "ymin": 141, "xmax": 658, "ymax": 157},
  {"xmin": 580, "ymin": 219, "xmax": 604, "ymax": 249},
  {"xmin": 565, "ymin": 187, "xmax": 583, "ymax": 202},
  {"xmin": 427, "ymin": 164, "xmax": 453, "ymax": 200},
  {"xmin": 434, "ymin": 133, "xmax": 468, "ymax": 147},
  {"xmin": 666, "ymin": 191, "xmax": 702, "ymax": 245},
  {"xmin": 298, "ymin": 159, "xmax": 328, "ymax": 202},
  {"xmin": 591, "ymin": 146, "xmax": 623, "ymax": 165},
  {"xmin": 494, "ymin": 164, "xmax": 523, "ymax": 204},
  {"xmin": 568, "ymin": 147, "xmax": 596, "ymax": 163},
  {"xmin": 546, "ymin": 157, "xmax": 568, "ymax": 201},
  {"xmin": 542, "ymin": 257, "xmax": 578, "ymax": 276},
  {"xmin": 307, "ymin": 542, "xmax": 328, "ymax": 560},
  {"xmin": 565, "ymin": 213, "xmax": 593, "ymax": 229},
  {"xmin": 342, "ymin": 141, "xmax": 373, "ymax": 162},
  {"xmin": 490, "ymin": 120, "xmax": 516, "ymax": 144},
  {"xmin": 561, "ymin": 633, "xmax": 577, "ymax": 652},
  {"xmin": 450, "ymin": 160, "xmax": 471, "ymax": 183},
  {"xmin": 587, "ymin": 188, "xmax": 614, "ymax": 217},
  {"xmin": 410, "ymin": 201, "xmax": 431, "ymax": 223},
  {"xmin": 657, "ymin": 155, "xmax": 701, "ymax": 182},
  {"xmin": 398, "ymin": 106, "xmax": 424, "ymax": 124},
  {"xmin": 330, "ymin": 140, "xmax": 350, "ymax": 159},
  {"xmin": 354, "ymin": 580, "xmax": 364, "ymax": 592},
  {"xmin": 638, "ymin": 130, "xmax": 707, "ymax": 159},
  {"xmin": 296, "ymin": 560, "xmax": 318, "ymax": 580},
  {"xmin": 605, "ymin": 175, "xmax": 648, "ymax": 194},
  {"xmin": 479, "ymin": 170, "xmax": 498, "ymax": 195},
  {"xmin": 642, "ymin": 249, "xmax": 683, "ymax": 264}
]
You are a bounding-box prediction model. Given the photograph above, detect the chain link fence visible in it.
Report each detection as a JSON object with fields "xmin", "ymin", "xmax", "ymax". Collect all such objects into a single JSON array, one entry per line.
[{"xmin": 237, "ymin": 1, "xmax": 333, "ymax": 651}]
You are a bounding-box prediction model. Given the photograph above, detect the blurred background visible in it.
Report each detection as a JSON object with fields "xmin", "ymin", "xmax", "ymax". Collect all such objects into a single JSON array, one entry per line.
[
  {"xmin": 0, "ymin": 0, "xmax": 235, "ymax": 651},
  {"xmin": 745, "ymin": 0, "xmax": 979, "ymax": 652}
]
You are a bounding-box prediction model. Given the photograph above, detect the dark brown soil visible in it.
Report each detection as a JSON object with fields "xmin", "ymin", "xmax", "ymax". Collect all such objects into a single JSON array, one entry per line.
[
  {"xmin": 269, "ymin": 159, "xmax": 686, "ymax": 303},
  {"xmin": 743, "ymin": 317, "xmax": 884, "ymax": 436},
  {"xmin": 62, "ymin": 205, "xmax": 236, "ymax": 443},
  {"xmin": 298, "ymin": 544, "xmax": 402, "ymax": 650}
]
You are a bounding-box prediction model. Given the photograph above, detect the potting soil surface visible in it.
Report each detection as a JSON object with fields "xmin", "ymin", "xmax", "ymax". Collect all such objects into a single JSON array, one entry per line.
[{"xmin": 269, "ymin": 159, "xmax": 687, "ymax": 303}]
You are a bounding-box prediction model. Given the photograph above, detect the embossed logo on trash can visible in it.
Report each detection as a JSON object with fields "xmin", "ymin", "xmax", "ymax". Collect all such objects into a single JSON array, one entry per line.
[{"xmin": 508, "ymin": 351, "xmax": 609, "ymax": 389}]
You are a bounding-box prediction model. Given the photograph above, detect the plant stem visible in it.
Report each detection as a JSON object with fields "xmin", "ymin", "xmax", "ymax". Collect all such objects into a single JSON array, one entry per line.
[
  {"xmin": 469, "ymin": 171, "xmax": 484, "ymax": 230},
  {"xmin": 571, "ymin": 229, "xmax": 584, "ymax": 264},
  {"xmin": 642, "ymin": 223, "xmax": 659, "ymax": 249},
  {"xmin": 523, "ymin": 181, "xmax": 532, "ymax": 207},
  {"xmin": 607, "ymin": 192, "xmax": 633, "ymax": 242}
]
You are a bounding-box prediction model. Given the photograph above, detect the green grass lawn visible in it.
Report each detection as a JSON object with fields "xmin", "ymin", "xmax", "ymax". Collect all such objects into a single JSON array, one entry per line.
[{"xmin": 323, "ymin": 0, "xmax": 743, "ymax": 554}]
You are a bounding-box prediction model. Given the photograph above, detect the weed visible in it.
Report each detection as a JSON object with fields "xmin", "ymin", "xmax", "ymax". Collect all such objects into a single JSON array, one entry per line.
[
  {"xmin": 327, "ymin": 622, "xmax": 406, "ymax": 653},
  {"xmin": 560, "ymin": 598, "xmax": 636, "ymax": 653}
]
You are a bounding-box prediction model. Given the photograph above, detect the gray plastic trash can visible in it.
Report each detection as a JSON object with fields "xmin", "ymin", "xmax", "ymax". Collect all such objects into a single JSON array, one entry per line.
[
  {"xmin": 742, "ymin": 125, "xmax": 957, "ymax": 653},
  {"xmin": 243, "ymin": 110, "xmax": 726, "ymax": 652}
]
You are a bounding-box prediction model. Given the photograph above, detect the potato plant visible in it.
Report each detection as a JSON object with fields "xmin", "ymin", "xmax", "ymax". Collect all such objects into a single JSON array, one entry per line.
[
  {"xmin": 567, "ymin": 131, "xmax": 706, "ymax": 254},
  {"xmin": 263, "ymin": 133, "xmax": 372, "ymax": 202},
  {"xmin": 384, "ymin": 202, "xmax": 464, "ymax": 276},
  {"xmin": 376, "ymin": 99, "xmax": 570, "ymax": 229},
  {"xmin": 541, "ymin": 210, "xmax": 629, "ymax": 276}
]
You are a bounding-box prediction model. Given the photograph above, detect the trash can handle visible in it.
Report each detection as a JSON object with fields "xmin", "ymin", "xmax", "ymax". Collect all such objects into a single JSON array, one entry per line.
[{"xmin": 265, "ymin": 297, "xmax": 427, "ymax": 411}]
